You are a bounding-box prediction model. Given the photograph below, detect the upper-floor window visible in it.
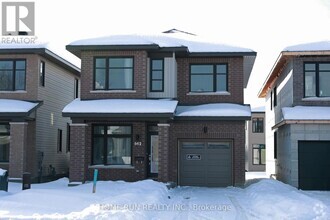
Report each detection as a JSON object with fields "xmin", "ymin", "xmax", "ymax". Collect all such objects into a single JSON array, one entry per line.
[
  {"xmin": 0, "ymin": 60, "xmax": 26, "ymax": 91},
  {"xmin": 304, "ymin": 62, "xmax": 330, "ymax": 97},
  {"xmin": 74, "ymin": 78, "xmax": 79, "ymax": 98},
  {"xmin": 190, "ymin": 64, "xmax": 227, "ymax": 92},
  {"xmin": 252, "ymin": 118, "xmax": 264, "ymax": 133},
  {"xmin": 39, "ymin": 61, "xmax": 45, "ymax": 87},
  {"xmin": 94, "ymin": 57, "xmax": 134, "ymax": 90},
  {"xmin": 150, "ymin": 59, "xmax": 164, "ymax": 92}
]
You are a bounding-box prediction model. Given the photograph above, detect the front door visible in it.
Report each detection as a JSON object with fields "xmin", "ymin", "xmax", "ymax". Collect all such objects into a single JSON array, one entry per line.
[{"xmin": 148, "ymin": 126, "xmax": 159, "ymax": 177}]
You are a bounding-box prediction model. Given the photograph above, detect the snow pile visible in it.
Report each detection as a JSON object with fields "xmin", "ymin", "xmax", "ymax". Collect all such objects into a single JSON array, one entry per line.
[
  {"xmin": 242, "ymin": 179, "xmax": 329, "ymax": 219},
  {"xmin": 0, "ymin": 178, "xmax": 329, "ymax": 219},
  {"xmin": 176, "ymin": 103, "xmax": 251, "ymax": 117},
  {"xmin": 0, "ymin": 169, "xmax": 7, "ymax": 176},
  {"xmin": 282, "ymin": 106, "xmax": 330, "ymax": 120}
]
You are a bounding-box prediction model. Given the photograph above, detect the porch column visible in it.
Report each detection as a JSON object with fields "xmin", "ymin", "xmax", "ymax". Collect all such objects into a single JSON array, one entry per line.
[
  {"xmin": 69, "ymin": 123, "xmax": 88, "ymax": 184},
  {"xmin": 157, "ymin": 123, "xmax": 170, "ymax": 182},
  {"xmin": 9, "ymin": 122, "xmax": 28, "ymax": 180}
]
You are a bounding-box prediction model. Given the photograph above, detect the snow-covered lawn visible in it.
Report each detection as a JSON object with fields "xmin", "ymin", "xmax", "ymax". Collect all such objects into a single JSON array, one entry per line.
[{"xmin": 0, "ymin": 175, "xmax": 329, "ymax": 219}]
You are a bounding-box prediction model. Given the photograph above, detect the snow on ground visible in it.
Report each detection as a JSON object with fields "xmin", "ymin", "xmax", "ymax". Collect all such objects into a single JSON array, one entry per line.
[{"xmin": 0, "ymin": 177, "xmax": 329, "ymax": 219}]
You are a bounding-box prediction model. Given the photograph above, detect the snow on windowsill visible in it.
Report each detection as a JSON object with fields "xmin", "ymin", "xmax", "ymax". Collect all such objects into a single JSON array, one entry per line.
[
  {"xmin": 90, "ymin": 90, "xmax": 137, "ymax": 93},
  {"xmin": 88, "ymin": 165, "xmax": 135, "ymax": 169},
  {"xmin": 0, "ymin": 91, "xmax": 27, "ymax": 93},
  {"xmin": 302, "ymin": 97, "xmax": 330, "ymax": 101},
  {"xmin": 187, "ymin": 91, "xmax": 231, "ymax": 96}
]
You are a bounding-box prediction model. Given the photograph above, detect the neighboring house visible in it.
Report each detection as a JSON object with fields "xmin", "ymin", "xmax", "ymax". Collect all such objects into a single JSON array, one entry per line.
[
  {"xmin": 245, "ymin": 107, "xmax": 266, "ymax": 172},
  {"xmin": 0, "ymin": 45, "xmax": 80, "ymax": 182},
  {"xmin": 258, "ymin": 41, "xmax": 330, "ymax": 190},
  {"xmin": 63, "ymin": 30, "xmax": 256, "ymax": 187}
]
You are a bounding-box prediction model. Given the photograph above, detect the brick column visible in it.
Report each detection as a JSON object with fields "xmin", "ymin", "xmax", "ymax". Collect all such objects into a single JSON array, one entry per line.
[
  {"xmin": 69, "ymin": 123, "xmax": 88, "ymax": 184},
  {"xmin": 234, "ymin": 123, "xmax": 246, "ymax": 186},
  {"xmin": 157, "ymin": 123, "xmax": 170, "ymax": 183},
  {"xmin": 9, "ymin": 122, "xmax": 28, "ymax": 180}
]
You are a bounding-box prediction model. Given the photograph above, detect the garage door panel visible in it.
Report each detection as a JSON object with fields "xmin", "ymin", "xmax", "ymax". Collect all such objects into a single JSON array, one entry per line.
[
  {"xmin": 179, "ymin": 140, "xmax": 232, "ymax": 187},
  {"xmin": 207, "ymin": 154, "xmax": 230, "ymax": 161},
  {"xmin": 207, "ymin": 171, "xmax": 232, "ymax": 178},
  {"xmin": 182, "ymin": 165, "xmax": 204, "ymax": 172},
  {"xmin": 181, "ymin": 172, "xmax": 205, "ymax": 178},
  {"xmin": 298, "ymin": 141, "xmax": 330, "ymax": 190}
]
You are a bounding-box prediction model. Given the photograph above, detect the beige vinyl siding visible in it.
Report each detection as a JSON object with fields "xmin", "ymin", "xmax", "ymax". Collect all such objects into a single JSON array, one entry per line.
[
  {"xmin": 147, "ymin": 56, "xmax": 177, "ymax": 98},
  {"xmin": 36, "ymin": 57, "xmax": 77, "ymax": 177}
]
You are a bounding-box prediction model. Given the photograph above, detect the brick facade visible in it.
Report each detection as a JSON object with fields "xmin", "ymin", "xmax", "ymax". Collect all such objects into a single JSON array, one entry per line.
[
  {"xmin": 8, "ymin": 122, "xmax": 28, "ymax": 179},
  {"xmin": 157, "ymin": 123, "xmax": 170, "ymax": 182},
  {"xmin": 68, "ymin": 49, "xmax": 248, "ymax": 186},
  {"xmin": 69, "ymin": 124, "xmax": 87, "ymax": 182}
]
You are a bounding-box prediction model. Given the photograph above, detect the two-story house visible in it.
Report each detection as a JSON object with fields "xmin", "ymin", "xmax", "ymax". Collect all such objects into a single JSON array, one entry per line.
[
  {"xmin": 259, "ymin": 41, "xmax": 330, "ymax": 190},
  {"xmin": 245, "ymin": 106, "xmax": 266, "ymax": 172},
  {"xmin": 63, "ymin": 31, "xmax": 256, "ymax": 187},
  {"xmin": 0, "ymin": 44, "xmax": 80, "ymax": 182}
]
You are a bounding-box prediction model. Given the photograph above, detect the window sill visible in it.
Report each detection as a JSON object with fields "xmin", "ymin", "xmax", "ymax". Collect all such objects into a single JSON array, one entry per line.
[
  {"xmin": 187, "ymin": 91, "xmax": 230, "ymax": 96},
  {"xmin": 90, "ymin": 90, "xmax": 137, "ymax": 93},
  {"xmin": 88, "ymin": 165, "xmax": 135, "ymax": 169},
  {"xmin": 0, "ymin": 90, "xmax": 27, "ymax": 93},
  {"xmin": 302, "ymin": 97, "xmax": 330, "ymax": 101}
]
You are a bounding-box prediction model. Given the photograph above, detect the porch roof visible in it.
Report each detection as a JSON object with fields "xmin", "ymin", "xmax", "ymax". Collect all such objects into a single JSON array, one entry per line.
[
  {"xmin": 62, "ymin": 98, "xmax": 178, "ymax": 119},
  {"xmin": 272, "ymin": 106, "xmax": 330, "ymax": 129},
  {"xmin": 0, "ymin": 99, "xmax": 41, "ymax": 117},
  {"xmin": 175, "ymin": 103, "xmax": 251, "ymax": 120},
  {"xmin": 282, "ymin": 106, "xmax": 330, "ymax": 120}
]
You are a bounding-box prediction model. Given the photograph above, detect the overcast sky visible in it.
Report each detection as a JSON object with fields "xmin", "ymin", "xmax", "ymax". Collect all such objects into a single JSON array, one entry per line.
[{"xmin": 25, "ymin": 0, "xmax": 330, "ymax": 106}]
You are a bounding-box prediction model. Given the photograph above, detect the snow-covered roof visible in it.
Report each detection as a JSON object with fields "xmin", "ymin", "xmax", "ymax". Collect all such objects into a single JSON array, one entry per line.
[
  {"xmin": 282, "ymin": 106, "xmax": 330, "ymax": 120},
  {"xmin": 284, "ymin": 41, "xmax": 330, "ymax": 52},
  {"xmin": 0, "ymin": 42, "xmax": 48, "ymax": 49},
  {"xmin": 63, "ymin": 99, "xmax": 178, "ymax": 117},
  {"xmin": 252, "ymin": 106, "xmax": 265, "ymax": 113},
  {"xmin": 67, "ymin": 32, "xmax": 256, "ymax": 88},
  {"xmin": 175, "ymin": 103, "xmax": 251, "ymax": 119},
  {"xmin": 68, "ymin": 33, "xmax": 255, "ymax": 54},
  {"xmin": 0, "ymin": 99, "xmax": 41, "ymax": 116},
  {"xmin": 0, "ymin": 42, "xmax": 80, "ymax": 75},
  {"xmin": 259, "ymin": 40, "xmax": 330, "ymax": 98}
]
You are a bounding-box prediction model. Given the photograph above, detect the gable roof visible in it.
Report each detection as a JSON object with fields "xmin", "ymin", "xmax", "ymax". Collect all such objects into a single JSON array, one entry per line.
[
  {"xmin": 258, "ymin": 41, "xmax": 330, "ymax": 98},
  {"xmin": 67, "ymin": 32, "xmax": 256, "ymax": 88},
  {"xmin": 0, "ymin": 43, "xmax": 80, "ymax": 77}
]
